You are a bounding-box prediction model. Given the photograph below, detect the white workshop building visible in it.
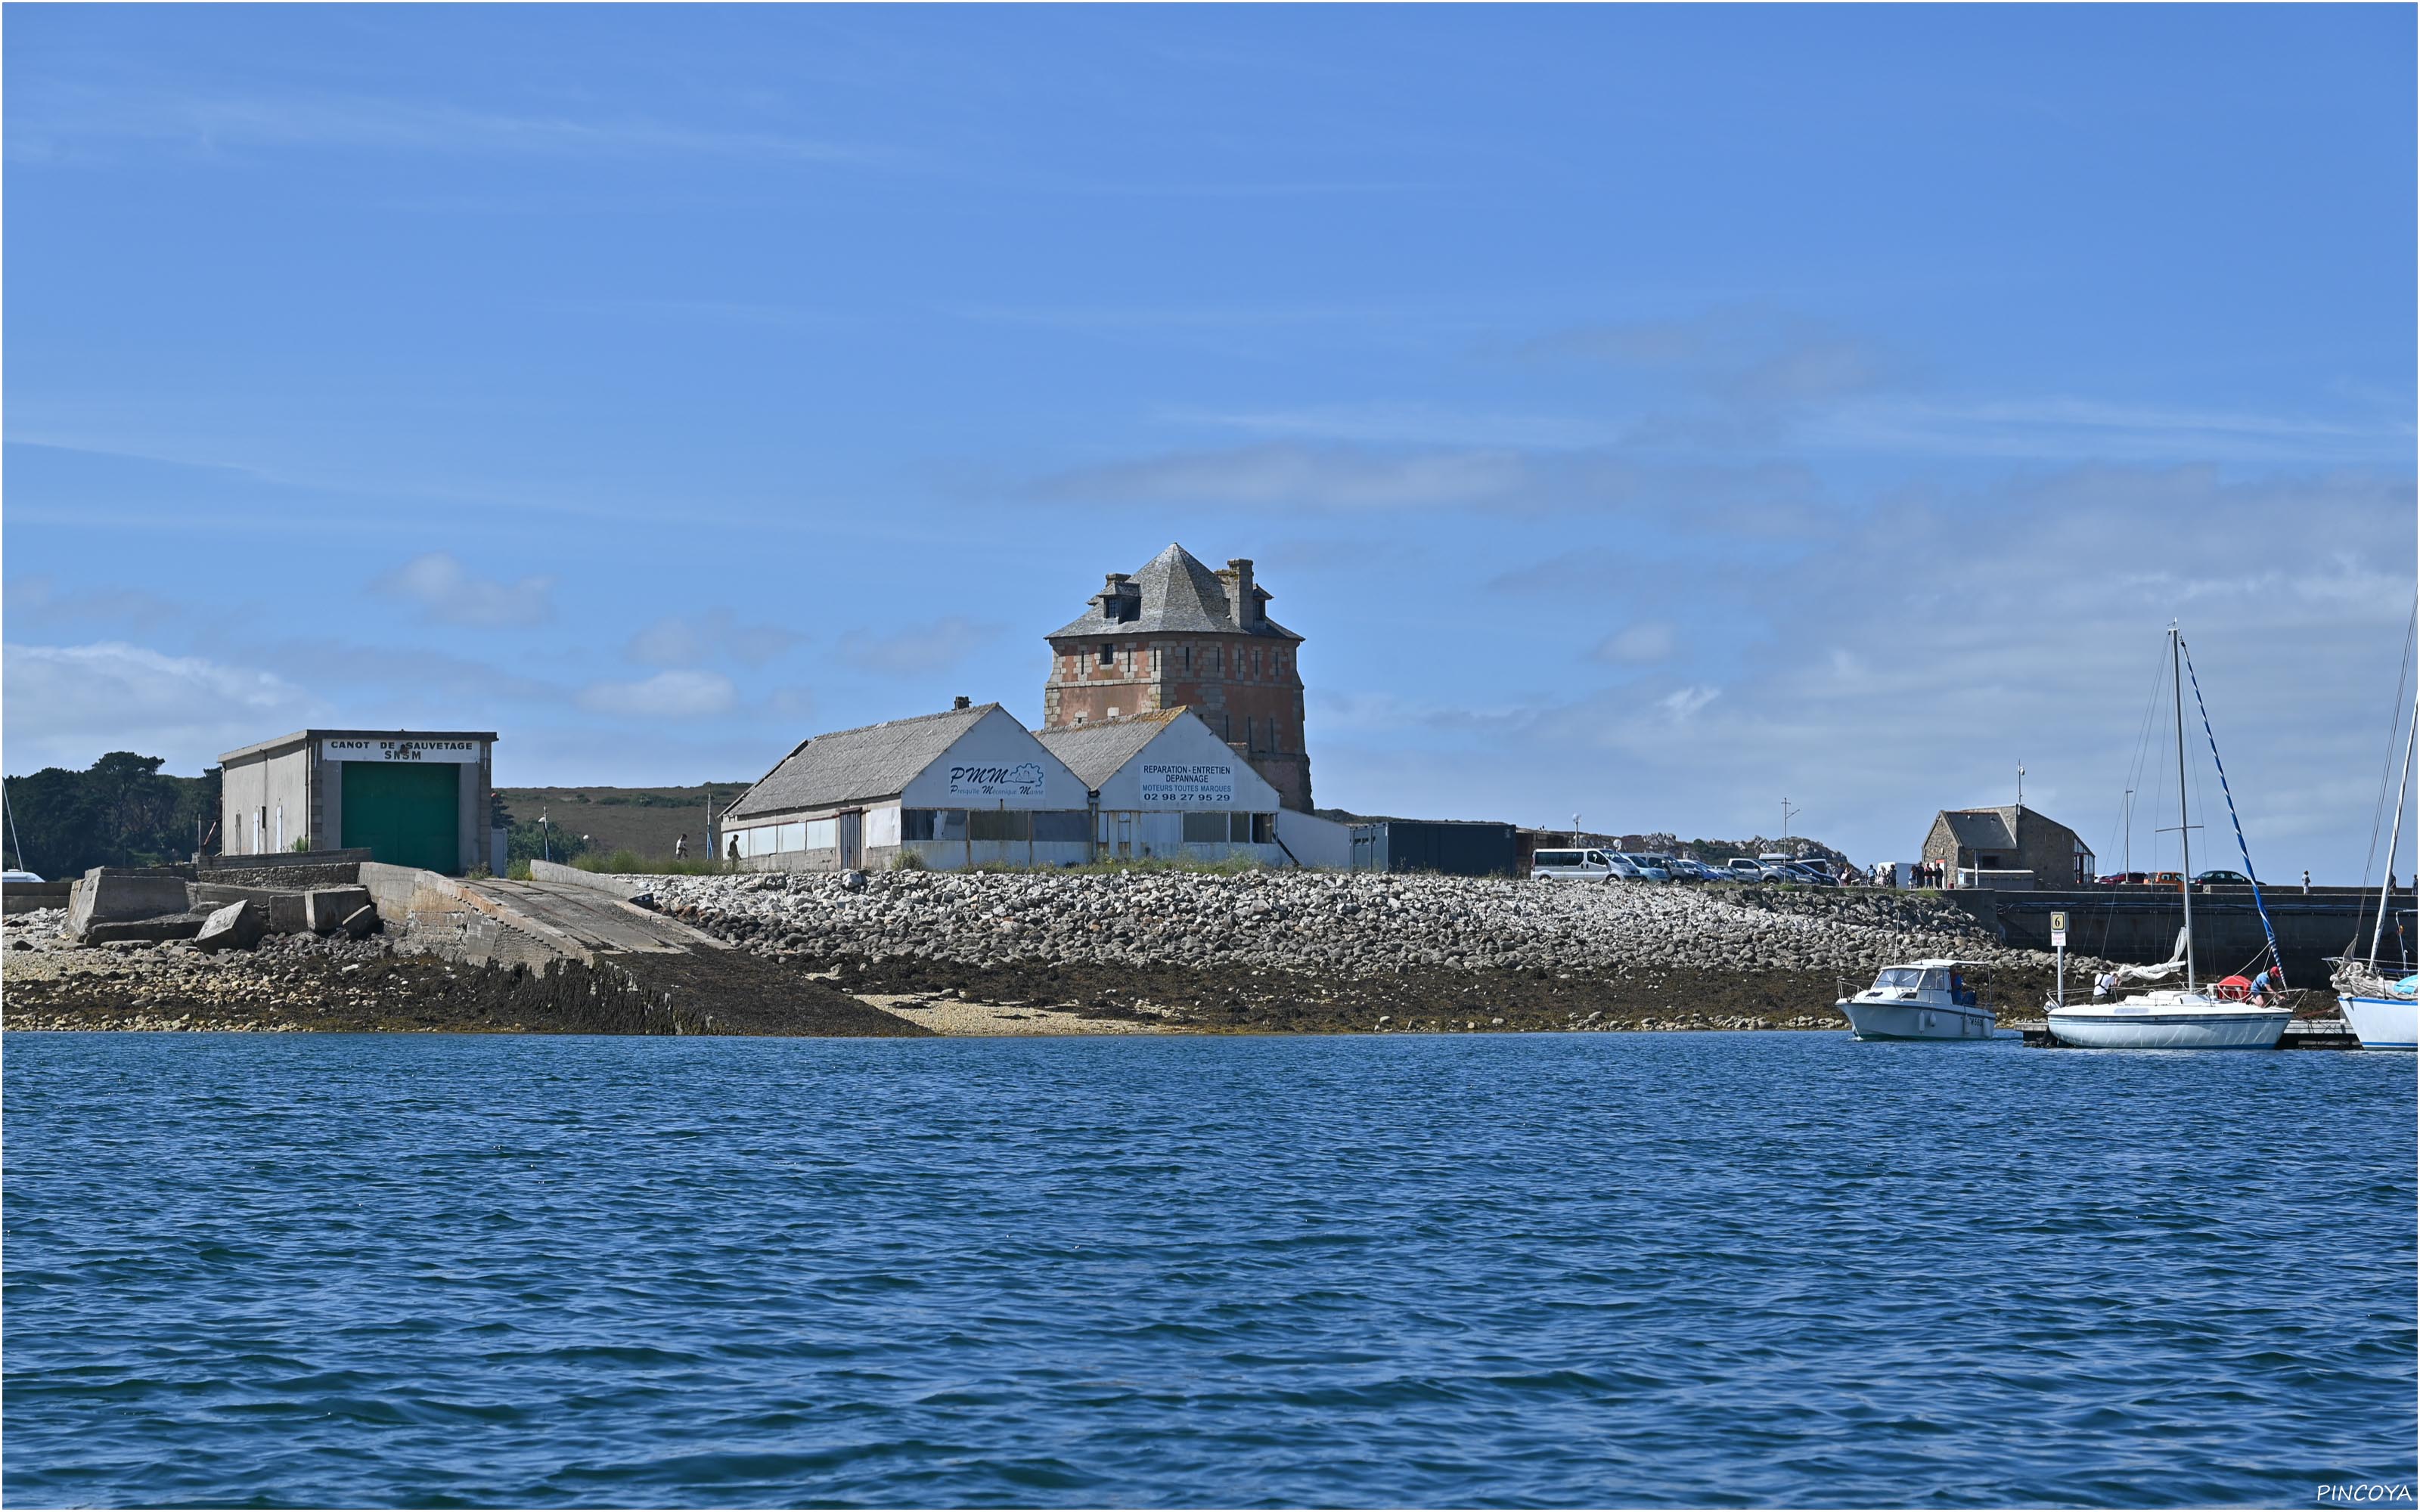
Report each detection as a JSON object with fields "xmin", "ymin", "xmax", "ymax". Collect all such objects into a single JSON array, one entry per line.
[
  {"xmin": 1034, "ymin": 708, "xmax": 1289, "ymax": 865},
  {"xmin": 718, "ymin": 701, "xmax": 1093, "ymax": 872}
]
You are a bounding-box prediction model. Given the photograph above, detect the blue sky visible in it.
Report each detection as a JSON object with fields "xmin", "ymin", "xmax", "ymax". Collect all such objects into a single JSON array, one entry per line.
[{"xmin": 6, "ymin": 5, "xmax": 2413, "ymax": 875}]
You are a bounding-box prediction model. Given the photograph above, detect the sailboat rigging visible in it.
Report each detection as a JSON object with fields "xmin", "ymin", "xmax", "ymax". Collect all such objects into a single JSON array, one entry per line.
[{"xmin": 2048, "ymin": 624, "xmax": 2290, "ymax": 1049}]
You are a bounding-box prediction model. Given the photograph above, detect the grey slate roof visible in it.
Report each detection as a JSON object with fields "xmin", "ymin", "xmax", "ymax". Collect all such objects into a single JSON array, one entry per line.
[
  {"xmin": 1032, "ymin": 708, "xmax": 1188, "ymax": 789},
  {"xmin": 1938, "ymin": 808, "xmax": 2019, "ymax": 851},
  {"xmin": 723, "ymin": 704, "xmax": 996, "ymax": 821},
  {"xmin": 1047, "ymin": 543, "xmax": 1301, "ymax": 642}
]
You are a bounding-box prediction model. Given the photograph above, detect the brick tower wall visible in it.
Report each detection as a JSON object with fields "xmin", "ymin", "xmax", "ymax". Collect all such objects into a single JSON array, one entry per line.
[{"xmin": 1043, "ymin": 634, "xmax": 1313, "ymax": 812}]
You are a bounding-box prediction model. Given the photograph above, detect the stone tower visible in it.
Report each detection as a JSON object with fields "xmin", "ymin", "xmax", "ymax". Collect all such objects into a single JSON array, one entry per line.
[{"xmin": 1041, "ymin": 543, "xmax": 1312, "ymax": 811}]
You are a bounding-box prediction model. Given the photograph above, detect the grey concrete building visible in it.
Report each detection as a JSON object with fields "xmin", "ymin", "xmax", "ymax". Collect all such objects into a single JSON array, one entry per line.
[
  {"xmin": 219, "ymin": 730, "xmax": 498, "ymax": 875},
  {"xmin": 1920, "ymin": 804, "xmax": 2096, "ymax": 889}
]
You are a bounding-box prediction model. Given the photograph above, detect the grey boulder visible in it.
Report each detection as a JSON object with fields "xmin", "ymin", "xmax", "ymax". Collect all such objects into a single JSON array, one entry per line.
[
  {"xmin": 194, "ymin": 900, "xmax": 267, "ymax": 954},
  {"xmin": 306, "ymin": 886, "xmax": 374, "ymax": 935}
]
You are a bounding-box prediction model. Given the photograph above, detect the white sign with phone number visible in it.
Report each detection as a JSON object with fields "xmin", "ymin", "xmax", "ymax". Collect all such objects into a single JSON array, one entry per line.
[{"xmin": 1140, "ymin": 761, "xmax": 1235, "ymax": 805}]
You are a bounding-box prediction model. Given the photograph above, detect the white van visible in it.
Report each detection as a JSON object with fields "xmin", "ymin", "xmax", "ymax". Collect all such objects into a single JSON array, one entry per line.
[{"xmin": 1531, "ymin": 847, "xmax": 1641, "ymax": 881}]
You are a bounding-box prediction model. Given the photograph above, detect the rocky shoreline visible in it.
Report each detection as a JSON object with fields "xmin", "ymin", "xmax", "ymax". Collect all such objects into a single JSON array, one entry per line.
[
  {"xmin": 645, "ymin": 869, "xmax": 2077, "ymax": 978},
  {"xmin": 5, "ymin": 874, "xmax": 2098, "ymax": 1036}
]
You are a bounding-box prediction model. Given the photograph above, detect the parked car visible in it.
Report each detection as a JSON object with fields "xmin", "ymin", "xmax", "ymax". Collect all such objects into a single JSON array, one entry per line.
[
  {"xmin": 2193, "ymin": 869, "xmax": 2253, "ymax": 887},
  {"xmin": 1531, "ymin": 848, "xmax": 1643, "ymax": 881},
  {"xmin": 2097, "ymin": 871, "xmax": 2155, "ymax": 886},
  {"xmin": 1667, "ymin": 857, "xmax": 1722, "ymax": 882},
  {"xmin": 1727, "ymin": 857, "xmax": 1792, "ymax": 881},
  {"xmin": 1619, "ymin": 852, "xmax": 1674, "ymax": 881},
  {"xmin": 1792, "ymin": 858, "xmax": 1842, "ymax": 883}
]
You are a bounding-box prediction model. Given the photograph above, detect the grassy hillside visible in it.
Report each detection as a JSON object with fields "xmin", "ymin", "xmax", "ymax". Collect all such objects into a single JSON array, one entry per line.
[{"xmin": 495, "ymin": 785, "xmax": 752, "ymax": 863}]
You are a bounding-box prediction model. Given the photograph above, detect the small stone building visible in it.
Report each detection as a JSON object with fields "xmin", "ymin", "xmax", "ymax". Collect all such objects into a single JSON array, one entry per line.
[
  {"xmin": 718, "ymin": 701, "xmax": 1092, "ymax": 872},
  {"xmin": 1034, "ymin": 708, "xmax": 1286, "ymax": 864},
  {"xmin": 1041, "ymin": 544, "xmax": 1312, "ymax": 812},
  {"xmin": 1920, "ymin": 804, "xmax": 2096, "ymax": 889},
  {"xmin": 219, "ymin": 729, "xmax": 499, "ymax": 875}
]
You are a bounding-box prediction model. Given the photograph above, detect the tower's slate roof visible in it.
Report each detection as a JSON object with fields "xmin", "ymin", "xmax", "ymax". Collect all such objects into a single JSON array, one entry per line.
[
  {"xmin": 724, "ymin": 704, "xmax": 997, "ymax": 820},
  {"xmin": 1032, "ymin": 709, "xmax": 1189, "ymax": 789},
  {"xmin": 1047, "ymin": 543, "xmax": 1301, "ymax": 642}
]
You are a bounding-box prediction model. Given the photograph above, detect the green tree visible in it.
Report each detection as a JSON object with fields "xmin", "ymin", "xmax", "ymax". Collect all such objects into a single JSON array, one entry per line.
[{"xmin": 3, "ymin": 753, "xmax": 220, "ymax": 878}]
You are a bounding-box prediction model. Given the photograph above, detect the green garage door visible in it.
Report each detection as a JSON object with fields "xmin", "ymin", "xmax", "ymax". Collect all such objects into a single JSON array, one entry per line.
[{"xmin": 340, "ymin": 761, "xmax": 461, "ymax": 872}]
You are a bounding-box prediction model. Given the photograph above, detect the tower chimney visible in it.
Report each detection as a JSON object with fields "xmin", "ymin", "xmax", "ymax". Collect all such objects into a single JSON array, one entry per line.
[{"xmin": 1227, "ymin": 559, "xmax": 1256, "ymax": 624}]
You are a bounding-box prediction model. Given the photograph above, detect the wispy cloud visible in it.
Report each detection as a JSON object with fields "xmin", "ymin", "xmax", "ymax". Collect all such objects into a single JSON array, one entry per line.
[
  {"xmin": 371, "ymin": 553, "xmax": 554, "ymax": 628},
  {"xmin": 1596, "ymin": 622, "xmax": 1676, "ymax": 665},
  {"xmin": 837, "ymin": 617, "xmax": 1001, "ymax": 677},
  {"xmin": 626, "ymin": 612, "xmax": 802, "ymax": 668},
  {"xmin": 576, "ymin": 670, "xmax": 739, "ymax": 720},
  {"xmin": 1805, "ymin": 395, "xmax": 2415, "ymax": 464},
  {"xmin": 10, "ymin": 84, "xmax": 880, "ymax": 167},
  {"xmin": 1039, "ymin": 442, "xmax": 1532, "ymax": 511},
  {"xmin": 3, "ymin": 641, "xmax": 325, "ymax": 775}
]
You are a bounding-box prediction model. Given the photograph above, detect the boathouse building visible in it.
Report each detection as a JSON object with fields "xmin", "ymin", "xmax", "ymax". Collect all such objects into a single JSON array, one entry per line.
[{"xmin": 218, "ymin": 729, "xmax": 499, "ymax": 875}]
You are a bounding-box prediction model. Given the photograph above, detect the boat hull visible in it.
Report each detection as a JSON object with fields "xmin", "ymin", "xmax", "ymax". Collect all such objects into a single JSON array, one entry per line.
[
  {"xmin": 2046, "ymin": 1002, "xmax": 2288, "ymax": 1049},
  {"xmin": 2337, "ymin": 993, "xmax": 2418, "ymax": 1050},
  {"xmin": 1838, "ymin": 998, "xmax": 1996, "ymax": 1040}
]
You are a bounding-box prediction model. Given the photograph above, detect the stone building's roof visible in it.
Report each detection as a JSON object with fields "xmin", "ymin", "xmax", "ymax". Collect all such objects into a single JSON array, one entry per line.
[
  {"xmin": 1931, "ymin": 804, "xmax": 2093, "ymax": 857},
  {"xmin": 1032, "ymin": 709, "xmax": 1189, "ymax": 789},
  {"xmin": 724, "ymin": 704, "xmax": 997, "ymax": 820},
  {"xmin": 1047, "ymin": 543, "xmax": 1301, "ymax": 642},
  {"xmin": 1938, "ymin": 808, "xmax": 2019, "ymax": 851}
]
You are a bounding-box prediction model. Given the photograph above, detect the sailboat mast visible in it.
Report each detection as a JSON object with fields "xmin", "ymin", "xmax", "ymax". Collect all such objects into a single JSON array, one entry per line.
[
  {"xmin": 2375, "ymin": 697, "xmax": 2418, "ymax": 968},
  {"xmin": 2173, "ymin": 623, "xmax": 2195, "ymax": 991}
]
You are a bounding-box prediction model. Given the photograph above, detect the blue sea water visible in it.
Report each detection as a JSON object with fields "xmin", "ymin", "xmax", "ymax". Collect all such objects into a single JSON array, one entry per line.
[{"xmin": 3, "ymin": 1030, "xmax": 2413, "ymax": 1509}]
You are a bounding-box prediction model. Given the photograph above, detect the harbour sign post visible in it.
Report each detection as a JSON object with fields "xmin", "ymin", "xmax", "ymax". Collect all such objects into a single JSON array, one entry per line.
[{"xmin": 2050, "ymin": 910, "xmax": 2068, "ymax": 1006}]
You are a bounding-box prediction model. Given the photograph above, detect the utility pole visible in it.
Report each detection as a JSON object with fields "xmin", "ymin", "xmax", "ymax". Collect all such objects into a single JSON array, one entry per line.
[
  {"xmin": 2123, "ymin": 788, "xmax": 2134, "ymax": 874},
  {"xmin": 541, "ymin": 809, "xmax": 551, "ymax": 865},
  {"xmin": 1571, "ymin": 811, "xmax": 1581, "ymax": 844},
  {"xmin": 1781, "ymin": 798, "xmax": 1800, "ymax": 854}
]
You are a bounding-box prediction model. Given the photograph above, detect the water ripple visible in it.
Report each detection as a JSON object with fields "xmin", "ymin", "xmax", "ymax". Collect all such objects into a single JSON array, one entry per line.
[{"xmin": 5, "ymin": 1030, "xmax": 2413, "ymax": 1507}]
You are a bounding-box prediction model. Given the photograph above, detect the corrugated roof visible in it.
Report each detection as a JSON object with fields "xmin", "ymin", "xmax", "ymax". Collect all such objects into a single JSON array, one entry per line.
[
  {"xmin": 724, "ymin": 704, "xmax": 996, "ymax": 820},
  {"xmin": 1032, "ymin": 708, "xmax": 1188, "ymax": 789},
  {"xmin": 1046, "ymin": 543, "xmax": 1301, "ymax": 642}
]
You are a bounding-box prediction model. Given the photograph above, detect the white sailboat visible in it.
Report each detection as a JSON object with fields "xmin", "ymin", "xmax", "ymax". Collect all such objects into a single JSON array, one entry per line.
[
  {"xmin": 2330, "ymin": 633, "xmax": 2418, "ymax": 1050},
  {"xmin": 2049, "ymin": 624, "xmax": 2288, "ymax": 1050}
]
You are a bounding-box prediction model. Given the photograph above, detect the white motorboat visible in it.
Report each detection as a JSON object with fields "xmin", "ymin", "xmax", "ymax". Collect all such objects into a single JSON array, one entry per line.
[
  {"xmin": 1838, "ymin": 959, "xmax": 1997, "ymax": 1040},
  {"xmin": 2048, "ymin": 623, "xmax": 2289, "ymax": 1051}
]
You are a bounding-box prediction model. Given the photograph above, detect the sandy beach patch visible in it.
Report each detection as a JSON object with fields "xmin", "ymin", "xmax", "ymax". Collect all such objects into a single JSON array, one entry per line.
[{"xmin": 853, "ymin": 992, "xmax": 1174, "ymax": 1036}]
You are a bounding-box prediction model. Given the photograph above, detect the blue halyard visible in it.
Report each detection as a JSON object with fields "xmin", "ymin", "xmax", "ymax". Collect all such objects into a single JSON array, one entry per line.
[{"xmin": 2181, "ymin": 634, "xmax": 2286, "ymax": 979}]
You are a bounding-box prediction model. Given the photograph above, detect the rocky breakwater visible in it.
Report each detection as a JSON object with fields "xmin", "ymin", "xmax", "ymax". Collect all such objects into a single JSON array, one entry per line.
[
  {"xmin": 3, "ymin": 903, "xmax": 926, "ymax": 1039},
  {"xmin": 640, "ymin": 872, "xmax": 2089, "ymax": 1033}
]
